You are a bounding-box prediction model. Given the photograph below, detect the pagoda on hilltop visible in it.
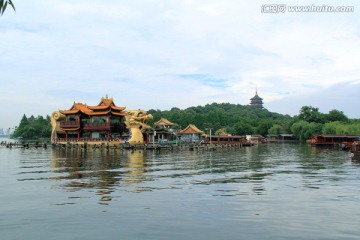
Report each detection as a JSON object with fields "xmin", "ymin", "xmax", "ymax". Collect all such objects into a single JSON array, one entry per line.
[{"xmin": 250, "ymin": 89, "xmax": 264, "ymax": 109}]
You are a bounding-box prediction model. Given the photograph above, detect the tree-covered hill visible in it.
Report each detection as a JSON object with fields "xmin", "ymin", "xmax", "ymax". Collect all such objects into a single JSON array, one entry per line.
[
  {"xmin": 148, "ymin": 103, "xmax": 293, "ymax": 136},
  {"xmin": 148, "ymin": 103, "xmax": 360, "ymax": 140}
]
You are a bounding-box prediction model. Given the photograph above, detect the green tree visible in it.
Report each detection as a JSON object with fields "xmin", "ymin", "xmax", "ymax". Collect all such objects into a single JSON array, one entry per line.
[
  {"xmin": 255, "ymin": 120, "xmax": 274, "ymax": 136},
  {"xmin": 234, "ymin": 122, "xmax": 254, "ymax": 135},
  {"xmin": 0, "ymin": 0, "xmax": 15, "ymax": 15},
  {"xmin": 322, "ymin": 121, "xmax": 341, "ymax": 134},
  {"xmin": 291, "ymin": 121, "xmax": 307, "ymax": 141},
  {"xmin": 305, "ymin": 122, "xmax": 323, "ymax": 139},
  {"xmin": 19, "ymin": 114, "xmax": 28, "ymax": 128},
  {"xmin": 291, "ymin": 120, "xmax": 323, "ymax": 141},
  {"xmin": 268, "ymin": 124, "xmax": 283, "ymax": 135},
  {"xmin": 297, "ymin": 106, "xmax": 324, "ymax": 123},
  {"xmin": 324, "ymin": 109, "xmax": 348, "ymax": 123},
  {"xmin": 12, "ymin": 114, "xmax": 51, "ymax": 139}
]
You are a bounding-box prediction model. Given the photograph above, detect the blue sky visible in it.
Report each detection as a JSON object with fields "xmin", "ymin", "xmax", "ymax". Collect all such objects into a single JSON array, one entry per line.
[{"xmin": 1, "ymin": 0, "xmax": 360, "ymax": 129}]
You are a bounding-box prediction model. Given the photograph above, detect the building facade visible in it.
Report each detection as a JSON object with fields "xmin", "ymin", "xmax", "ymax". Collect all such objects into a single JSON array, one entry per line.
[{"xmin": 55, "ymin": 96, "xmax": 127, "ymax": 142}]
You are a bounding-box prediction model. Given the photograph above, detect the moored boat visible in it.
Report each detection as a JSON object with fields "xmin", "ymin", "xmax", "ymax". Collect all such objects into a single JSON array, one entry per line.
[{"xmin": 308, "ymin": 134, "xmax": 359, "ymax": 150}]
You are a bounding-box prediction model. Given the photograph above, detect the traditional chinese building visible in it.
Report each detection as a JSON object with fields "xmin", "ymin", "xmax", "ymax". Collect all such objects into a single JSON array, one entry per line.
[
  {"xmin": 177, "ymin": 124, "xmax": 204, "ymax": 143},
  {"xmin": 250, "ymin": 90, "xmax": 264, "ymax": 109},
  {"xmin": 154, "ymin": 118, "xmax": 175, "ymax": 128},
  {"xmin": 148, "ymin": 118, "xmax": 177, "ymax": 143},
  {"xmin": 55, "ymin": 96, "xmax": 127, "ymax": 142}
]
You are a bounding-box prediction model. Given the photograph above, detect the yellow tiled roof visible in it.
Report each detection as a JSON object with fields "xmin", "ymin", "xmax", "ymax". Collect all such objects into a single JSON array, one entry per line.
[
  {"xmin": 59, "ymin": 96, "xmax": 126, "ymax": 116},
  {"xmin": 154, "ymin": 118, "xmax": 175, "ymax": 126},
  {"xmin": 178, "ymin": 124, "xmax": 204, "ymax": 134}
]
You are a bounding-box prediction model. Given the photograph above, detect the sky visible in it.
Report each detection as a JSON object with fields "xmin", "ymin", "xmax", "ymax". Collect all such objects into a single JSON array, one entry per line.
[{"xmin": 1, "ymin": 0, "xmax": 360, "ymax": 129}]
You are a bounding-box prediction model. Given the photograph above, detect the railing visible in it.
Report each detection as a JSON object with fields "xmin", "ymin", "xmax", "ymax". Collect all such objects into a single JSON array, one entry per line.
[
  {"xmin": 59, "ymin": 121, "xmax": 124, "ymax": 130},
  {"xmin": 56, "ymin": 138, "xmax": 123, "ymax": 143},
  {"xmin": 83, "ymin": 122, "xmax": 111, "ymax": 131},
  {"xmin": 60, "ymin": 121, "xmax": 80, "ymax": 128},
  {"xmin": 110, "ymin": 122, "xmax": 125, "ymax": 131}
]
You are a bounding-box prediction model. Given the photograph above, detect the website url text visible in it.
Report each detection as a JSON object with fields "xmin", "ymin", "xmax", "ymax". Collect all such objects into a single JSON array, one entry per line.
[{"xmin": 261, "ymin": 4, "xmax": 354, "ymax": 13}]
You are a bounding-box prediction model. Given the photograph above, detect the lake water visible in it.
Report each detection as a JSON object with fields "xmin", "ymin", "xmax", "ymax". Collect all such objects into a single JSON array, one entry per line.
[{"xmin": 1, "ymin": 140, "xmax": 360, "ymax": 240}]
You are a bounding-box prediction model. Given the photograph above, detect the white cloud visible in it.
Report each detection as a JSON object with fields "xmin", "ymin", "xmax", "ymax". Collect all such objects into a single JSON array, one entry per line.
[{"xmin": 1, "ymin": 0, "xmax": 360, "ymax": 128}]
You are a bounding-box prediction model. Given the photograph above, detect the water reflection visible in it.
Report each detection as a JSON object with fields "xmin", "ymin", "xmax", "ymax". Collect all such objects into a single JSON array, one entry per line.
[
  {"xmin": 50, "ymin": 149, "xmax": 121, "ymax": 205},
  {"xmin": 293, "ymin": 145, "xmax": 351, "ymax": 190},
  {"xmin": 122, "ymin": 150, "xmax": 147, "ymax": 185},
  {"xmin": 19, "ymin": 144, "xmax": 354, "ymax": 204},
  {"xmin": 49, "ymin": 148, "xmax": 152, "ymax": 204},
  {"xmin": 6, "ymin": 143, "xmax": 360, "ymax": 240}
]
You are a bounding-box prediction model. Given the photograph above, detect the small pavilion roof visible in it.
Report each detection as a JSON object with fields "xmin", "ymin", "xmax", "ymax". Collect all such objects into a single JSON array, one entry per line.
[
  {"xmin": 154, "ymin": 118, "xmax": 175, "ymax": 126},
  {"xmin": 178, "ymin": 124, "xmax": 204, "ymax": 134}
]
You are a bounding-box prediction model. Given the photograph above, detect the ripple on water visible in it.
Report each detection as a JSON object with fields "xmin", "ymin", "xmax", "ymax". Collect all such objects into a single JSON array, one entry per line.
[{"xmin": 1, "ymin": 144, "xmax": 360, "ymax": 240}]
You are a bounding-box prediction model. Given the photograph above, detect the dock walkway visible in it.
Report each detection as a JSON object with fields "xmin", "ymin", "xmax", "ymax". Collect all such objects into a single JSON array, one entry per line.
[{"xmin": 2, "ymin": 140, "xmax": 250, "ymax": 152}]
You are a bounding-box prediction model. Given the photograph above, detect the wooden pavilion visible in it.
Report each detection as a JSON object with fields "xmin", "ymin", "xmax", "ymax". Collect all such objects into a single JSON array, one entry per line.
[{"xmin": 177, "ymin": 124, "xmax": 204, "ymax": 144}]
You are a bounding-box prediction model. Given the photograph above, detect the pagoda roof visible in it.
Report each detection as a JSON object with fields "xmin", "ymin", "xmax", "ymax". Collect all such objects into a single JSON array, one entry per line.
[
  {"xmin": 250, "ymin": 95, "xmax": 263, "ymax": 100},
  {"xmin": 59, "ymin": 96, "xmax": 126, "ymax": 116},
  {"xmin": 87, "ymin": 95, "xmax": 126, "ymax": 111},
  {"xmin": 178, "ymin": 124, "xmax": 204, "ymax": 134},
  {"xmin": 154, "ymin": 118, "xmax": 175, "ymax": 126},
  {"xmin": 250, "ymin": 90, "xmax": 263, "ymax": 101}
]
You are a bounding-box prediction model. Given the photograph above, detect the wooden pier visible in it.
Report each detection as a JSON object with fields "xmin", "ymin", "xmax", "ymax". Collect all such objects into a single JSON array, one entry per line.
[
  {"xmin": 2, "ymin": 139, "xmax": 252, "ymax": 152},
  {"xmin": 1, "ymin": 141, "xmax": 49, "ymax": 149}
]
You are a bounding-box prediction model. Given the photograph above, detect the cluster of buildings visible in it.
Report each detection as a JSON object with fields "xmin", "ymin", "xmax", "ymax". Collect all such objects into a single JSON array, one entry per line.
[
  {"xmin": 0, "ymin": 128, "xmax": 13, "ymax": 138},
  {"xmin": 51, "ymin": 92, "xmax": 266, "ymax": 145},
  {"xmin": 51, "ymin": 91, "xmax": 263, "ymax": 143},
  {"xmin": 51, "ymin": 95, "xmax": 209, "ymax": 144}
]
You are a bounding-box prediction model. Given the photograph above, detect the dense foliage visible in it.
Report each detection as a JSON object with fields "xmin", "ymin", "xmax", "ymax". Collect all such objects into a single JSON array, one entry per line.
[
  {"xmin": 290, "ymin": 106, "xmax": 360, "ymax": 141},
  {"xmin": 148, "ymin": 104, "xmax": 360, "ymax": 141},
  {"xmin": 12, "ymin": 114, "xmax": 51, "ymax": 139}
]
